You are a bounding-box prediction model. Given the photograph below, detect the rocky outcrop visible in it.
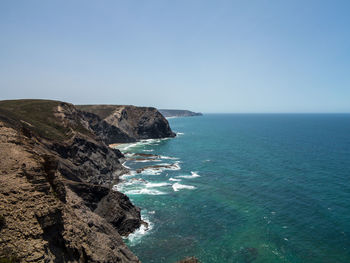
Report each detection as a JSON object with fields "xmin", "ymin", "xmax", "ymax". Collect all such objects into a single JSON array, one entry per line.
[
  {"xmin": 0, "ymin": 100, "xmax": 143, "ymax": 262},
  {"xmin": 80, "ymin": 110, "xmax": 136, "ymax": 145},
  {"xmin": 158, "ymin": 109, "xmax": 203, "ymax": 118},
  {"xmin": 77, "ymin": 105, "xmax": 176, "ymax": 142}
]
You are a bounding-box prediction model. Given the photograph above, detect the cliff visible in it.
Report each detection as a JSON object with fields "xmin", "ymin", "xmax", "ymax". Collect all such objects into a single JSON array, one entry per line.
[
  {"xmin": 77, "ymin": 105, "xmax": 176, "ymax": 143},
  {"xmin": 0, "ymin": 99, "xmax": 175, "ymax": 262},
  {"xmin": 158, "ymin": 109, "xmax": 202, "ymax": 118}
]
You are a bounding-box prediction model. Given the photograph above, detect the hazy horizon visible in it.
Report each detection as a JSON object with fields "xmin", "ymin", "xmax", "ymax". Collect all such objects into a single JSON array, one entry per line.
[{"xmin": 1, "ymin": 1, "xmax": 350, "ymax": 113}]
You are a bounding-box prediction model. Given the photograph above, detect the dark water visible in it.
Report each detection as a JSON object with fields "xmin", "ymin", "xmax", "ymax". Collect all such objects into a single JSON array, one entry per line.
[{"xmin": 116, "ymin": 114, "xmax": 350, "ymax": 263}]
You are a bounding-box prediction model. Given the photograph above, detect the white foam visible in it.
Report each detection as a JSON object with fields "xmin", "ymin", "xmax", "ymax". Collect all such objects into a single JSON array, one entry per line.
[
  {"xmin": 145, "ymin": 182, "xmax": 170, "ymax": 188},
  {"xmin": 172, "ymin": 183, "xmax": 196, "ymax": 192},
  {"xmin": 116, "ymin": 137, "xmax": 171, "ymax": 152},
  {"xmin": 169, "ymin": 177, "xmax": 182, "ymax": 182},
  {"xmin": 134, "ymin": 159, "xmax": 161, "ymax": 163},
  {"xmin": 138, "ymin": 162, "xmax": 181, "ymax": 175},
  {"xmin": 142, "ymin": 149, "xmax": 154, "ymax": 152},
  {"xmin": 121, "ymin": 143, "xmax": 140, "ymax": 151},
  {"xmin": 177, "ymin": 171, "xmax": 200, "ymax": 179},
  {"xmin": 177, "ymin": 132, "xmax": 184, "ymax": 135},
  {"xmin": 119, "ymin": 170, "xmax": 136, "ymax": 179},
  {"xmin": 160, "ymin": 155, "xmax": 179, "ymax": 160},
  {"xmin": 125, "ymin": 188, "xmax": 166, "ymax": 195},
  {"xmin": 138, "ymin": 168, "xmax": 163, "ymax": 175},
  {"xmin": 168, "ymin": 161, "xmax": 181, "ymax": 170},
  {"xmin": 127, "ymin": 214, "xmax": 153, "ymax": 245}
]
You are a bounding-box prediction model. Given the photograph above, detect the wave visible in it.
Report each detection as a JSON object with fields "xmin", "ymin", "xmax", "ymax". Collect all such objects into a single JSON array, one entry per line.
[
  {"xmin": 119, "ymin": 171, "xmax": 136, "ymax": 180},
  {"xmin": 116, "ymin": 138, "xmax": 169, "ymax": 151},
  {"xmin": 172, "ymin": 183, "xmax": 196, "ymax": 192},
  {"xmin": 160, "ymin": 155, "xmax": 179, "ymax": 160},
  {"xmin": 138, "ymin": 168, "xmax": 163, "ymax": 175},
  {"xmin": 145, "ymin": 182, "xmax": 171, "ymax": 187},
  {"xmin": 116, "ymin": 175, "xmax": 171, "ymax": 195},
  {"xmin": 125, "ymin": 188, "xmax": 166, "ymax": 195},
  {"xmin": 121, "ymin": 161, "xmax": 131, "ymax": 169},
  {"xmin": 169, "ymin": 177, "xmax": 182, "ymax": 182},
  {"xmin": 127, "ymin": 213, "xmax": 153, "ymax": 245},
  {"xmin": 168, "ymin": 162, "xmax": 181, "ymax": 170},
  {"xmin": 137, "ymin": 162, "xmax": 181, "ymax": 175},
  {"xmin": 134, "ymin": 159, "xmax": 161, "ymax": 163},
  {"xmin": 177, "ymin": 171, "xmax": 200, "ymax": 179}
]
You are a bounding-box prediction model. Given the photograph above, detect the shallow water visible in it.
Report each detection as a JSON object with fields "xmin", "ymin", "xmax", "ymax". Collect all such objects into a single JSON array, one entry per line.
[{"xmin": 115, "ymin": 114, "xmax": 350, "ymax": 263}]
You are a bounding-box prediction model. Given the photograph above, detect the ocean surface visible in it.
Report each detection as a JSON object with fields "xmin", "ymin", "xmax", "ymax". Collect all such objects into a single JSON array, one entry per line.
[{"xmin": 114, "ymin": 114, "xmax": 350, "ymax": 263}]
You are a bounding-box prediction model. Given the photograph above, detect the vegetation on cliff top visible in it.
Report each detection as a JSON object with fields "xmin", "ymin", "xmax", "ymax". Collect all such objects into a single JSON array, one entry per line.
[
  {"xmin": 0, "ymin": 99, "xmax": 90, "ymax": 142},
  {"xmin": 77, "ymin": 104, "xmax": 121, "ymax": 119}
]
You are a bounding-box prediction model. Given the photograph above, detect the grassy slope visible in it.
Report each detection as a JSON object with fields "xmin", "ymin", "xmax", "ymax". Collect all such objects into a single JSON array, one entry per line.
[
  {"xmin": 76, "ymin": 105, "xmax": 121, "ymax": 120},
  {"xmin": 0, "ymin": 99, "xmax": 90, "ymax": 142}
]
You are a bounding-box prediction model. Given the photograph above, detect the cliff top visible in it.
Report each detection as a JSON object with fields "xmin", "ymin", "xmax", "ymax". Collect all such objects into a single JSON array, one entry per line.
[
  {"xmin": 0, "ymin": 99, "xmax": 92, "ymax": 142},
  {"xmin": 77, "ymin": 104, "xmax": 157, "ymax": 118}
]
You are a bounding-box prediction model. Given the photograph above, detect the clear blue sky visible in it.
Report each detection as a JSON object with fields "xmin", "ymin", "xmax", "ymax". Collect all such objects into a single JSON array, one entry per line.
[{"xmin": 1, "ymin": 0, "xmax": 349, "ymax": 113}]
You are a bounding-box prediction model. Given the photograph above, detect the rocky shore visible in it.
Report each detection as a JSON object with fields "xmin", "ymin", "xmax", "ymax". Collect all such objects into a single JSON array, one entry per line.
[{"xmin": 0, "ymin": 99, "xmax": 175, "ymax": 262}]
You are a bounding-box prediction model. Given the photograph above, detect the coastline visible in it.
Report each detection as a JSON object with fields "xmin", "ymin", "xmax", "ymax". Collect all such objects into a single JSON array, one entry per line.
[
  {"xmin": 0, "ymin": 100, "xmax": 177, "ymax": 262},
  {"xmin": 111, "ymin": 134, "xmax": 201, "ymax": 248}
]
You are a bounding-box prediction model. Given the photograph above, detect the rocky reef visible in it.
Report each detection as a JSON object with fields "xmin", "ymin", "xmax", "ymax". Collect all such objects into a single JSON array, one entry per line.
[{"xmin": 0, "ymin": 99, "xmax": 176, "ymax": 262}]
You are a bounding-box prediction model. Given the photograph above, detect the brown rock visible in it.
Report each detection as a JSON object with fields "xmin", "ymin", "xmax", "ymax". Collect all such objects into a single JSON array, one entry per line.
[{"xmin": 0, "ymin": 100, "xmax": 143, "ymax": 262}]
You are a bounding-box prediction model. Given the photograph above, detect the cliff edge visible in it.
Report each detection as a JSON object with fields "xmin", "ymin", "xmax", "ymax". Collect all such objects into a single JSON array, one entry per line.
[
  {"xmin": 77, "ymin": 105, "xmax": 176, "ymax": 143},
  {"xmin": 0, "ymin": 99, "xmax": 174, "ymax": 262}
]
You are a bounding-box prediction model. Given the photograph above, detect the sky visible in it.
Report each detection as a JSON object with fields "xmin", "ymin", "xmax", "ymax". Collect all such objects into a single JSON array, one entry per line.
[{"xmin": 1, "ymin": 0, "xmax": 349, "ymax": 113}]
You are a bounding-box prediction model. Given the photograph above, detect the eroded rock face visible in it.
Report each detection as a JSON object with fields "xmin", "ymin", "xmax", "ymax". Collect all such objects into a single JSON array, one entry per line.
[
  {"xmin": 80, "ymin": 110, "xmax": 136, "ymax": 144},
  {"xmin": 51, "ymin": 135, "xmax": 127, "ymax": 185},
  {"xmin": 95, "ymin": 190, "xmax": 144, "ymax": 236},
  {"xmin": 77, "ymin": 105, "xmax": 176, "ymax": 142},
  {"xmin": 0, "ymin": 100, "xmax": 142, "ymax": 263}
]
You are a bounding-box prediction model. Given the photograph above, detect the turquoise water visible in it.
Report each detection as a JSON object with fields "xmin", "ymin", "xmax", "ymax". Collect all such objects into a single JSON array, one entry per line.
[{"xmin": 116, "ymin": 114, "xmax": 350, "ymax": 263}]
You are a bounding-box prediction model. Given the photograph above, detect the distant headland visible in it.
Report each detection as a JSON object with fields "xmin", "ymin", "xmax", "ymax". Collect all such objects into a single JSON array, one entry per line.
[{"xmin": 159, "ymin": 109, "xmax": 203, "ymax": 118}]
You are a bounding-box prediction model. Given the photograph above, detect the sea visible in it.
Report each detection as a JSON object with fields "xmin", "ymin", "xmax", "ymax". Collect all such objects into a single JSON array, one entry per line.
[{"xmin": 113, "ymin": 114, "xmax": 350, "ymax": 263}]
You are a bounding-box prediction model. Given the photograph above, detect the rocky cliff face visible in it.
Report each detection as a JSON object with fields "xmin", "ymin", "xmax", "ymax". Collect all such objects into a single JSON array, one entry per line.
[
  {"xmin": 0, "ymin": 100, "xmax": 162, "ymax": 262},
  {"xmin": 77, "ymin": 105, "xmax": 176, "ymax": 143}
]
